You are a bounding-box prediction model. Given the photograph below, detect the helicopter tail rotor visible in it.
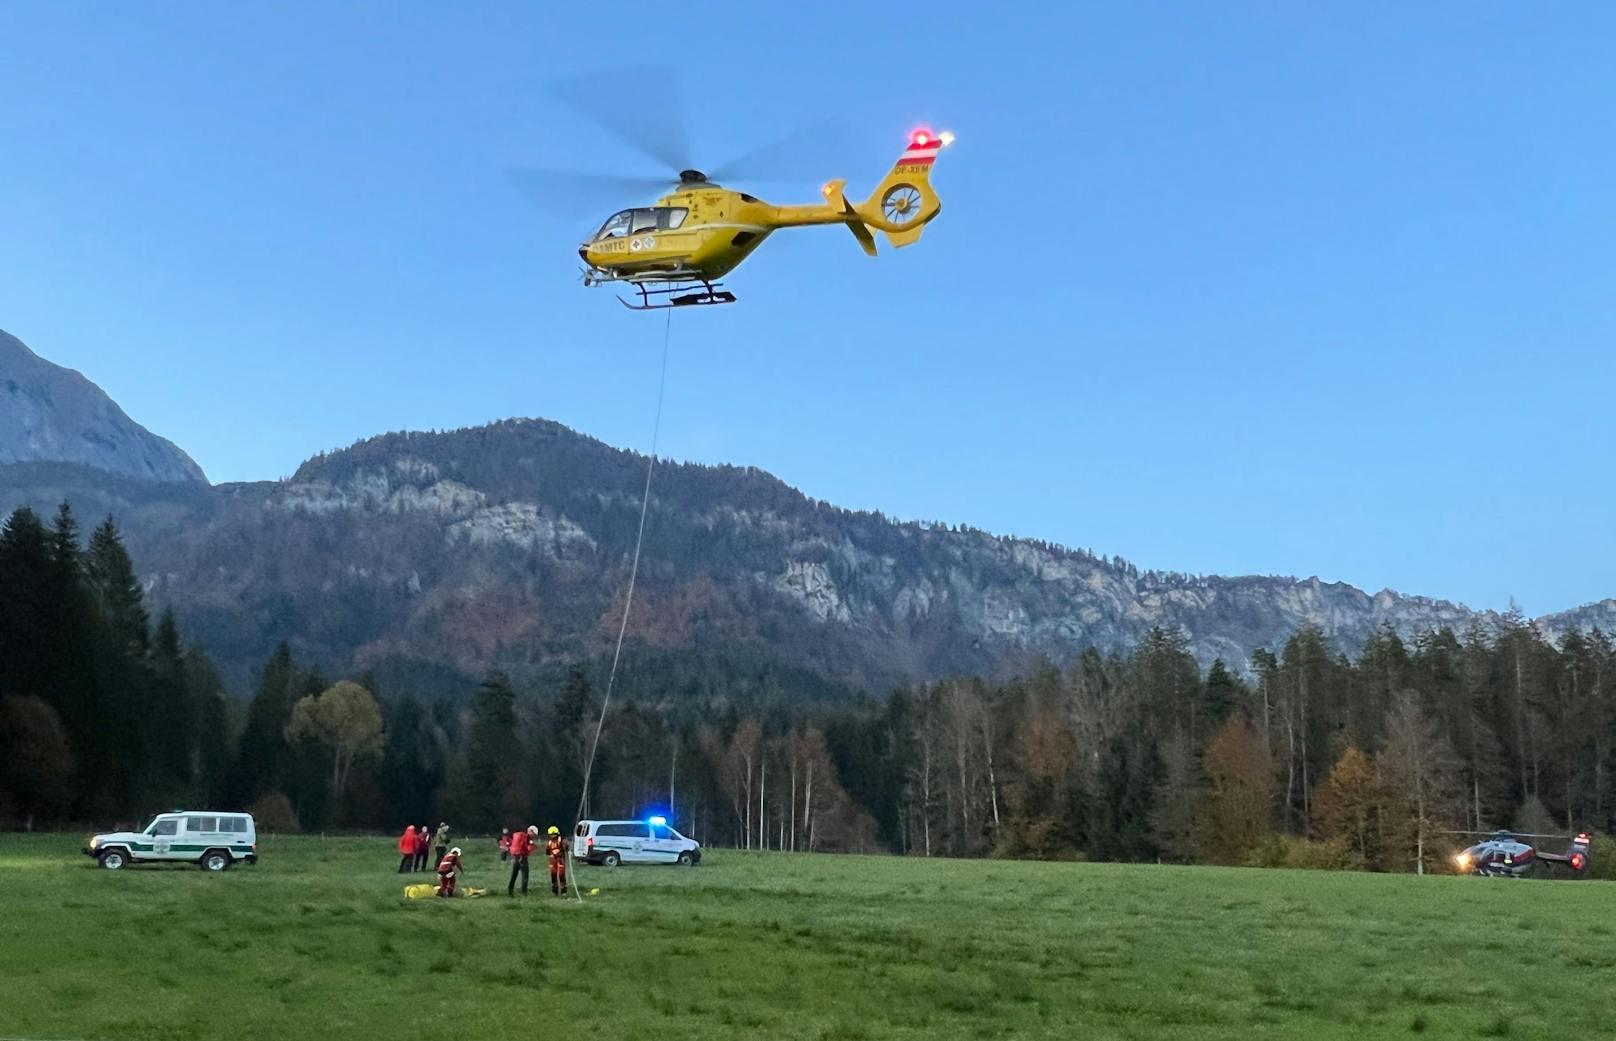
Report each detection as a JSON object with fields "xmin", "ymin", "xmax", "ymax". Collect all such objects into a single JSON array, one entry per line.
[{"xmin": 854, "ymin": 128, "xmax": 953, "ymax": 247}]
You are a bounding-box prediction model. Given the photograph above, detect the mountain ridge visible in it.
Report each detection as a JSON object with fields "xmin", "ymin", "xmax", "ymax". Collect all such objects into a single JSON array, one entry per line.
[
  {"xmin": 3, "ymin": 332, "xmax": 1613, "ymax": 698},
  {"xmin": 0, "ymin": 330, "xmax": 207, "ymax": 484},
  {"xmin": 5, "ymin": 417, "xmax": 1613, "ymax": 699}
]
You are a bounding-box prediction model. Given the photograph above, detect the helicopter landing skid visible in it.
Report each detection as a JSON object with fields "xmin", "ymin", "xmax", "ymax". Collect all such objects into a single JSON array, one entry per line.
[{"xmin": 618, "ymin": 282, "xmax": 736, "ymax": 311}]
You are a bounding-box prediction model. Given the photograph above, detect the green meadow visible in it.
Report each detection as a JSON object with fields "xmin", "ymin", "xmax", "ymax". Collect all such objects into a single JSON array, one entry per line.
[{"xmin": 0, "ymin": 834, "xmax": 1610, "ymax": 1040}]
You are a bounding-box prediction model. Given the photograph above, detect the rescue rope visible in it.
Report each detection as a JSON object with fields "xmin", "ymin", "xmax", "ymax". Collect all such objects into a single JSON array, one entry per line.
[{"xmin": 568, "ymin": 307, "xmax": 671, "ymax": 902}]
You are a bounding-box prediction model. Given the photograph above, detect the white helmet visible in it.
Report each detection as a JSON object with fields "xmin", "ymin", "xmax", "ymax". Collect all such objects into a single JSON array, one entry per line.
[
  {"xmin": 449, "ymin": 846, "xmax": 462, "ymax": 857},
  {"xmin": 527, "ymin": 825, "xmax": 539, "ymax": 835}
]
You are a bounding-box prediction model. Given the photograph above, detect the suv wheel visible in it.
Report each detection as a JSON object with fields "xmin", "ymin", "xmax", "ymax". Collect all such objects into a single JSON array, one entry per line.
[
  {"xmin": 676, "ymin": 851, "xmax": 694, "ymax": 866},
  {"xmin": 98, "ymin": 849, "xmax": 127, "ymax": 870},
  {"xmin": 602, "ymin": 850, "xmax": 621, "ymax": 868},
  {"xmin": 200, "ymin": 850, "xmax": 232, "ymax": 872}
]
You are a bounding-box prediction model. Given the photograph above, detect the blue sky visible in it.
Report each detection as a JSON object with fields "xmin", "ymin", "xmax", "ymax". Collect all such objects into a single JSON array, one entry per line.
[{"xmin": 2, "ymin": 4, "xmax": 1612, "ymax": 616}]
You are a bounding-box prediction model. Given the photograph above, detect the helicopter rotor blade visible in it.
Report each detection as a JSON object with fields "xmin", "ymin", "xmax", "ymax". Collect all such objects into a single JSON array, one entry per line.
[
  {"xmin": 544, "ymin": 67, "xmax": 691, "ymax": 176},
  {"xmin": 704, "ymin": 118, "xmax": 853, "ymax": 187},
  {"xmin": 507, "ymin": 166, "xmax": 674, "ymax": 220}
]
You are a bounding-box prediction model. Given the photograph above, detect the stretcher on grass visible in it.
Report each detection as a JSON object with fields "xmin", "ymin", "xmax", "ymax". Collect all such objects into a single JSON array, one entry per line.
[{"xmin": 404, "ymin": 883, "xmax": 489, "ymax": 899}]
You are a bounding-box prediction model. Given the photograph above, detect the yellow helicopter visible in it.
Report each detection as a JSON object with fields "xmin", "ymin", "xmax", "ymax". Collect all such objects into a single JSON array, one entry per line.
[
  {"xmin": 575, "ymin": 130, "xmax": 952, "ymax": 309},
  {"xmin": 512, "ymin": 73, "xmax": 952, "ymax": 309}
]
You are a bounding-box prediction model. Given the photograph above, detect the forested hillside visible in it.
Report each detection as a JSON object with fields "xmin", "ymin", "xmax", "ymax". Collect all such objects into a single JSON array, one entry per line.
[
  {"xmin": 4, "ymin": 418, "xmax": 1612, "ymax": 699},
  {"xmin": 5, "ymin": 503, "xmax": 1613, "ymax": 876}
]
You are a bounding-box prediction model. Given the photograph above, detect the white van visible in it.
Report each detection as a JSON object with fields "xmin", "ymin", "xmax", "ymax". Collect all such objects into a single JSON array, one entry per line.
[
  {"xmin": 573, "ymin": 817, "xmax": 701, "ymax": 866},
  {"xmin": 83, "ymin": 811, "xmax": 257, "ymax": 871}
]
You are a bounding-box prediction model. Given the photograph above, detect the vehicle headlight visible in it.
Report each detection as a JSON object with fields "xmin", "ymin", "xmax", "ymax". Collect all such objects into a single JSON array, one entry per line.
[{"xmin": 89, "ymin": 836, "xmax": 99, "ymax": 850}]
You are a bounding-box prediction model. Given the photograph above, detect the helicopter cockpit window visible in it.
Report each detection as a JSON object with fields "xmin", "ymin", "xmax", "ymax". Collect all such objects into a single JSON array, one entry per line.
[
  {"xmin": 595, "ymin": 211, "xmax": 632, "ymax": 241},
  {"xmin": 659, "ymin": 207, "xmax": 688, "ymax": 230},
  {"xmin": 630, "ymin": 209, "xmax": 660, "ymax": 235}
]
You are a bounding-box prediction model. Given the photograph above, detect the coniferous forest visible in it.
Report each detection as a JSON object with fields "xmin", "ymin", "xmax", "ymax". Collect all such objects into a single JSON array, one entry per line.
[{"xmin": 3, "ymin": 503, "xmax": 1614, "ymax": 874}]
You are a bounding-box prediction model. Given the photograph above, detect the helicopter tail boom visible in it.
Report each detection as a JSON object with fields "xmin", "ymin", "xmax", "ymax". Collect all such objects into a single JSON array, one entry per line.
[{"xmin": 817, "ymin": 179, "xmax": 879, "ymax": 256}]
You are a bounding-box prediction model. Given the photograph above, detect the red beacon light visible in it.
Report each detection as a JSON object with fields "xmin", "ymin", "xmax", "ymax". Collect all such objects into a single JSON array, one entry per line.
[{"xmin": 908, "ymin": 128, "xmax": 955, "ymax": 149}]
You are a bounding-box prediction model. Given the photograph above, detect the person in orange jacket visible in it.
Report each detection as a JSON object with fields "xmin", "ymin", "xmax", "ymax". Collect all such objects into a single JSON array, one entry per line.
[
  {"xmin": 545, "ymin": 826, "xmax": 568, "ymax": 895},
  {"xmin": 507, "ymin": 825, "xmax": 536, "ymax": 896},
  {"xmin": 397, "ymin": 825, "xmax": 417, "ymax": 873},
  {"xmin": 436, "ymin": 846, "xmax": 464, "ymax": 897}
]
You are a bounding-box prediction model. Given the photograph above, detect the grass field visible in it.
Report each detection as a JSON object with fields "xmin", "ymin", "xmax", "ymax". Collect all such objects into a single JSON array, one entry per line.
[{"xmin": 0, "ymin": 835, "xmax": 1610, "ymax": 1040}]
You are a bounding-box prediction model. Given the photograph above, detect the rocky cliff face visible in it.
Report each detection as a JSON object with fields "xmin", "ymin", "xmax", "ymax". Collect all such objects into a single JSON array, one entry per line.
[
  {"xmin": 3, "ymin": 417, "xmax": 1610, "ymax": 698},
  {"xmin": 0, "ymin": 330, "xmax": 206, "ymax": 484}
]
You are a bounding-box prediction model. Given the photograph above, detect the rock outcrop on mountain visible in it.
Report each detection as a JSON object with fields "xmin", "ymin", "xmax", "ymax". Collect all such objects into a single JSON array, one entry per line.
[
  {"xmin": 2, "ymin": 416, "xmax": 1611, "ymax": 698},
  {"xmin": 0, "ymin": 330, "xmax": 206, "ymax": 484}
]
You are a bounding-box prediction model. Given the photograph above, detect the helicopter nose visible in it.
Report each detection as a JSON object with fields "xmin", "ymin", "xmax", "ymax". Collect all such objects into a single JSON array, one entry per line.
[{"xmin": 578, "ymin": 246, "xmax": 589, "ymax": 262}]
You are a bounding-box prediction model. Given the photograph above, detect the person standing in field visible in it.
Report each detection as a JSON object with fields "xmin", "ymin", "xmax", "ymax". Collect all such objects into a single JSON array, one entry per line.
[
  {"xmin": 415, "ymin": 823, "xmax": 432, "ymax": 871},
  {"xmin": 436, "ymin": 846, "xmax": 464, "ymax": 898},
  {"xmin": 507, "ymin": 825, "xmax": 536, "ymax": 896},
  {"xmin": 545, "ymin": 826, "xmax": 568, "ymax": 896},
  {"xmin": 435, "ymin": 822, "xmax": 451, "ymax": 866},
  {"xmin": 498, "ymin": 828, "xmax": 512, "ymax": 862},
  {"xmin": 397, "ymin": 825, "xmax": 417, "ymax": 873}
]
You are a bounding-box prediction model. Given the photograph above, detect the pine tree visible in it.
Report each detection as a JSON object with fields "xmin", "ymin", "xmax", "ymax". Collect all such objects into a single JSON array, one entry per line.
[
  {"xmin": 1151, "ymin": 731, "xmax": 1204, "ymax": 862},
  {"xmin": 445, "ymin": 671, "xmax": 526, "ymax": 828},
  {"xmin": 1200, "ymin": 659, "xmax": 1242, "ymax": 735},
  {"xmin": 230, "ymin": 643, "xmax": 297, "ymax": 803},
  {"xmin": 1130, "ymin": 627, "xmax": 1203, "ymax": 746},
  {"xmin": 1455, "ymin": 620, "xmax": 1510, "ymax": 829},
  {"xmin": 1356, "ymin": 622, "xmax": 1411, "ymax": 749},
  {"xmin": 1584, "ymin": 628, "xmax": 1616, "ymax": 830},
  {"xmin": 184, "ymin": 649, "xmax": 232, "ymax": 804},
  {"xmin": 1087, "ymin": 726, "xmax": 1161, "ymax": 861},
  {"xmin": 1494, "ymin": 605, "xmax": 1546, "ymax": 801},
  {"xmin": 382, "ymin": 695, "xmax": 434, "ymax": 823},
  {"xmin": 150, "ymin": 609, "xmax": 194, "ymax": 794},
  {"xmin": 0, "ymin": 509, "xmax": 54, "ymax": 706},
  {"xmin": 86, "ymin": 517, "xmax": 148, "ymax": 659},
  {"xmin": 1277, "ymin": 626, "xmax": 1340, "ymax": 833},
  {"xmin": 48, "ymin": 501, "xmax": 80, "ymax": 575},
  {"xmin": 549, "ymin": 665, "xmax": 593, "ymax": 819}
]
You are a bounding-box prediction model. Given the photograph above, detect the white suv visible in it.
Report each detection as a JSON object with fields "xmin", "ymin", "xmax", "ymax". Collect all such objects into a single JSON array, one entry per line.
[
  {"xmin": 574, "ymin": 817, "xmax": 701, "ymax": 866},
  {"xmin": 84, "ymin": 811, "xmax": 258, "ymax": 871}
]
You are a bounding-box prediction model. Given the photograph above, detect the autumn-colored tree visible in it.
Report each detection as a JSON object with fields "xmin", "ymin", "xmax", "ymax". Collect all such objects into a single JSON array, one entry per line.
[
  {"xmin": 1379, "ymin": 692, "xmax": 1461, "ymax": 874},
  {"xmin": 0, "ymin": 695, "xmax": 76, "ymax": 827},
  {"xmin": 247, "ymin": 789, "xmax": 301, "ymax": 833},
  {"xmin": 715, "ymin": 719, "xmax": 762, "ymax": 849},
  {"xmin": 284, "ymin": 680, "xmax": 385, "ymax": 807},
  {"xmin": 995, "ymin": 704, "xmax": 1079, "ymax": 858},
  {"xmin": 1197, "ymin": 714, "xmax": 1272, "ymax": 865},
  {"xmin": 785, "ymin": 724, "xmax": 837, "ymax": 852},
  {"xmin": 1313, "ymin": 745, "xmax": 1382, "ymax": 866}
]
